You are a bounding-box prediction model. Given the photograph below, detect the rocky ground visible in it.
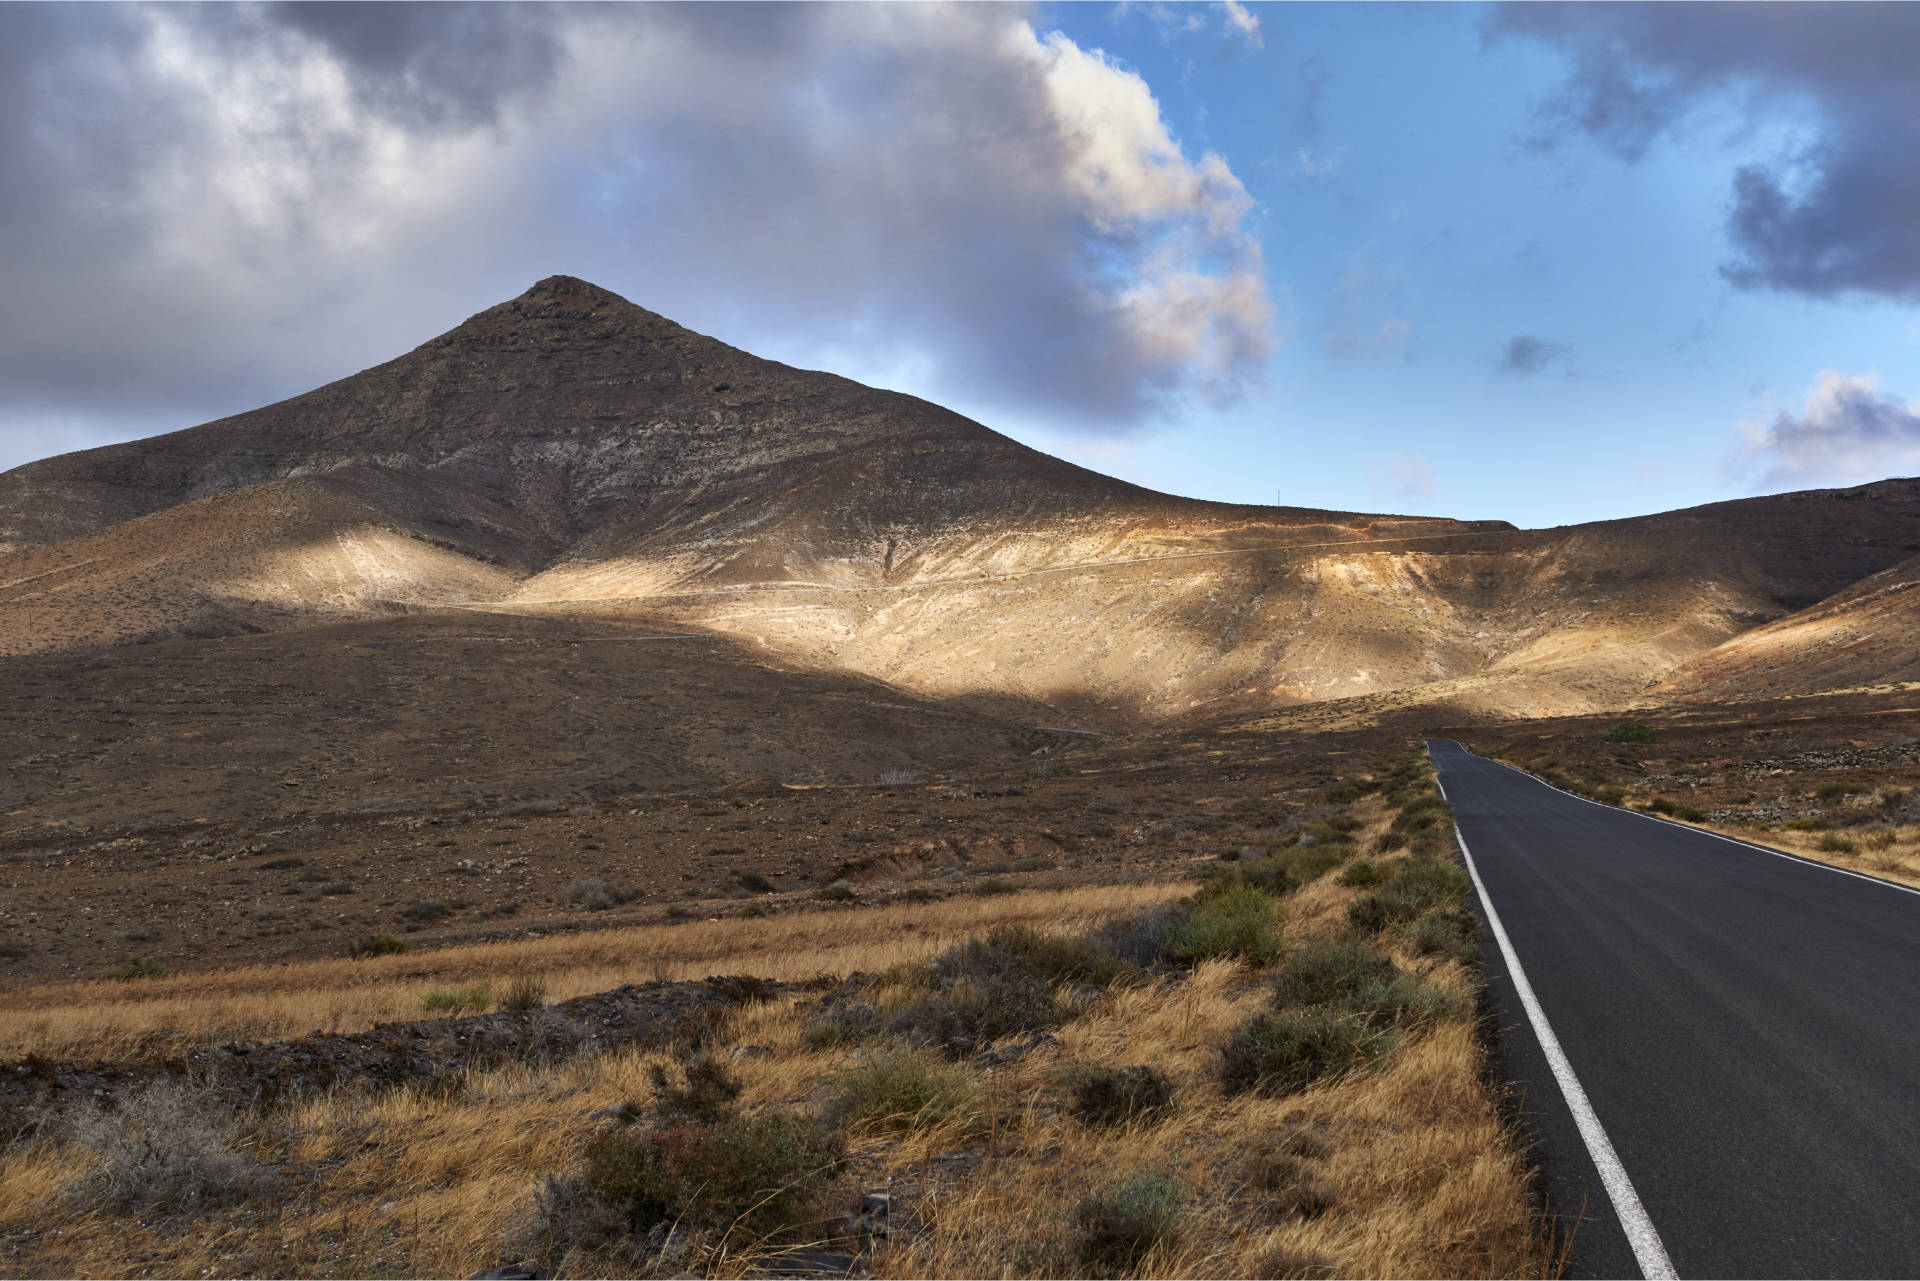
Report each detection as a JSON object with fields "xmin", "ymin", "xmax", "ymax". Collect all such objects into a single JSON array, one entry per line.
[{"xmin": 0, "ymin": 615, "xmax": 1390, "ymax": 987}]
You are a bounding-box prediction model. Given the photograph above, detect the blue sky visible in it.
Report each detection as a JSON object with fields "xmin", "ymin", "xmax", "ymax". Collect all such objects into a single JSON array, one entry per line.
[
  {"xmin": 1005, "ymin": 3, "xmax": 1920, "ymax": 524},
  {"xmin": 3, "ymin": 2, "xmax": 1918, "ymax": 530}
]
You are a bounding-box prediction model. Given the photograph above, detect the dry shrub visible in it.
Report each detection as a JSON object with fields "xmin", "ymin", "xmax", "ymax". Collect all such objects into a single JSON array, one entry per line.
[
  {"xmin": 564, "ymin": 879, "xmax": 639, "ymax": 912},
  {"xmin": 1245, "ymin": 1151, "xmax": 1336, "ymax": 1220},
  {"xmin": 500, "ymin": 974, "xmax": 547, "ymax": 1012},
  {"xmin": 573, "ymin": 1107, "xmax": 845, "ymax": 1242},
  {"xmin": 1067, "ymin": 1064, "xmax": 1175, "ymax": 1129},
  {"xmin": 66, "ymin": 1079, "xmax": 266, "ymax": 1213},
  {"xmin": 648, "ymin": 1053, "xmax": 743, "ymax": 1123}
]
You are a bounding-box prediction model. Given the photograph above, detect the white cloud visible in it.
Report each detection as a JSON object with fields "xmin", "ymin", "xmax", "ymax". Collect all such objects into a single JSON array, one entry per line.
[
  {"xmin": 1219, "ymin": 1, "xmax": 1264, "ymax": 49},
  {"xmin": 1732, "ymin": 370, "xmax": 1920, "ymax": 490}
]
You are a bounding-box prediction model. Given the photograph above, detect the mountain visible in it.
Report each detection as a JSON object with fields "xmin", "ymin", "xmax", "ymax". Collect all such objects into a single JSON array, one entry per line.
[
  {"xmin": 3, "ymin": 276, "xmax": 1919, "ymax": 718},
  {"xmin": 1652, "ymin": 545, "xmax": 1920, "ymax": 703}
]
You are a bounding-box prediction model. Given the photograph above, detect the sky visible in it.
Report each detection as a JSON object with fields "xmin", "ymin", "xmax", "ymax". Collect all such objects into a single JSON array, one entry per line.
[{"xmin": 3, "ymin": 2, "xmax": 1919, "ymax": 530}]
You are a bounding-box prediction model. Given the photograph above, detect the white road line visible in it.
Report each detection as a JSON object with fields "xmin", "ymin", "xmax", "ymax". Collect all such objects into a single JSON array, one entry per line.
[
  {"xmin": 1468, "ymin": 748, "xmax": 1920, "ymax": 901},
  {"xmin": 1434, "ymin": 768, "xmax": 1680, "ymax": 1281}
]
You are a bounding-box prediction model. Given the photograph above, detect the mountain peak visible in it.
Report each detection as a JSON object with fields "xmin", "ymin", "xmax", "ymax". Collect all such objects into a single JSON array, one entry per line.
[
  {"xmin": 423, "ymin": 273, "xmax": 718, "ymax": 364},
  {"xmin": 519, "ymin": 274, "xmax": 629, "ymax": 308}
]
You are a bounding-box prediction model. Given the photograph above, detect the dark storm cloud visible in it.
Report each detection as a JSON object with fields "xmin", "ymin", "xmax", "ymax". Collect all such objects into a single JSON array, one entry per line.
[
  {"xmin": 1494, "ymin": 335, "xmax": 1569, "ymax": 377},
  {"xmin": 1489, "ymin": 2, "xmax": 1920, "ymax": 301},
  {"xmin": 0, "ymin": 3, "xmax": 1274, "ymax": 473}
]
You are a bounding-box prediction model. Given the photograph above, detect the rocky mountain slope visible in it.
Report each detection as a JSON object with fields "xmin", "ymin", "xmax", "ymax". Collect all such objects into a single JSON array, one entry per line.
[
  {"xmin": 3, "ymin": 276, "xmax": 1918, "ymax": 718},
  {"xmin": 1652, "ymin": 545, "xmax": 1920, "ymax": 703}
]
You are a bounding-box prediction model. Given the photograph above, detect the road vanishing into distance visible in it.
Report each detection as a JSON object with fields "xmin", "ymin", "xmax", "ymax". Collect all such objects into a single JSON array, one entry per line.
[{"xmin": 1426, "ymin": 740, "xmax": 1920, "ymax": 1280}]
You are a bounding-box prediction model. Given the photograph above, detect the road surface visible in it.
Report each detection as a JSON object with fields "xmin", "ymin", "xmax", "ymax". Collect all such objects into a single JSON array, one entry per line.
[{"xmin": 1426, "ymin": 739, "xmax": 1920, "ymax": 1279}]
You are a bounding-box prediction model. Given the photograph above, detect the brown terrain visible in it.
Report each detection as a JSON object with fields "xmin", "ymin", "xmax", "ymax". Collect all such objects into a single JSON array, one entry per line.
[{"xmin": 3, "ymin": 276, "xmax": 1919, "ymax": 1279}]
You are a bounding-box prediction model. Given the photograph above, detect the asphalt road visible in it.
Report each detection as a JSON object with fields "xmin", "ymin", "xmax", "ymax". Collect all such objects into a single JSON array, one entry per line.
[{"xmin": 1425, "ymin": 739, "xmax": 1920, "ymax": 1280}]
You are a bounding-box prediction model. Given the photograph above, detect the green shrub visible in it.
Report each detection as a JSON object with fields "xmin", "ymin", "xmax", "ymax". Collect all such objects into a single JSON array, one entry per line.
[
  {"xmin": 1322, "ymin": 778, "xmax": 1380, "ymax": 805},
  {"xmin": 1220, "ymin": 1008, "xmax": 1387, "ymax": 1096},
  {"xmin": 971, "ymin": 877, "xmax": 1019, "ymax": 896},
  {"xmin": 1404, "ymin": 908, "xmax": 1480, "ymax": 963},
  {"xmin": 1346, "ymin": 890, "xmax": 1421, "ymax": 935},
  {"xmin": 1270, "ymin": 936, "xmax": 1396, "ymax": 1009},
  {"xmin": 1067, "ymin": 1065, "xmax": 1175, "ymax": 1128},
  {"xmin": 1780, "ymin": 817, "xmax": 1830, "ymax": 831},
  {"xmin": 1274, "ymin": 843, "xmax": 1349, "ymax": 884},
  {"xmin": 1604, "ymin": 722, "xmax": 1657, "ymax": 744},
  {"xmin": 580, "ymin": 1108, "xmax": 845, "ymax": 1240},
  {"xmin": 1268, "ymin": 936, "xmax": 1456, "ymax": 1026},
  {"xmin": 1391, "ymin": 794, "xmax": 1451, "ymax": 834},
  {"xmin": 1345, "ymin": 972, "xmax": 1459, "ymax": 1026},
  {"xmin": 1163, "ymin": 884, "xmax": 1283, "ymax": 967},
  {"xmin": 1215, "ymin": 855, "xmax": 1296, "ymax": 896},
  {"xmin": 814, "ymin": 881, "xmax": 859, "ymax": 902},
  {"xmin": 1076, "ymin": 1167, "xmax": 1185, "ymax": 1273},
  {"xmin": 1391, "ymin": 855, "xmax": 1471, "ymax": 909},
  {"xmin": 1646, "ymin": 797, "xmax": 1706, "ymax": 822},
  {"xmin": 1817, "ymin": 833, "xmax": 1859, "ymax": 855},
  {"xmin": 347, "ymin": 933, "xmax": 407, "ymax": 959},
  {"xmin": 1371, "ymin": 829, "xmax": 1408, "ymax": 853},
  {"xmin": 830, "ymin": 1047, "xmax": 980, "ymax": 1134},
  {"xmin": 106, "ymin": 955, "xmax": 168, "ymax": 982},
  {"xmin": 1338, "ymin": 860, "xmax": 1383, "ymax": 888},
  {"xmin": 420, "ymin": 984, "xmax": 492, "ymax": 1015}
]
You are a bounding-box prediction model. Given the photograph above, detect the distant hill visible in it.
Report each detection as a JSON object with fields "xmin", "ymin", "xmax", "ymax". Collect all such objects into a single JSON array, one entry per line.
[
  {"xmin": 3, "ymin": 276, "xmax": 1918, "ymax": 718},
  {"xmin": 1653, "ymin": 545, "xmax": 1920, "ymax": 703}
]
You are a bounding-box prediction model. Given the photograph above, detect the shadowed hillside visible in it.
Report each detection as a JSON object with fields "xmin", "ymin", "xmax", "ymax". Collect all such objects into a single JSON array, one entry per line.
[{"xmin": 3, "ymin": 277, "xmax": 1919, "ymax": 717}]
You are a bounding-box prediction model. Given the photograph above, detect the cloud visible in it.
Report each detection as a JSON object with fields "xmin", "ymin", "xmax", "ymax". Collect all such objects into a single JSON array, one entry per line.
[
  {"xmin": 1488, "ymin": 4, "xmax": 1920, "ymax": 302},
  {"xmin": 1732, "ymin": 370, "xmax": 1920, "ymax": 490},
  {"xmin": 0, "ymin": 3, "xmax": 1276, "ymax": 465},
  {"xmin": 1218, "ymin": 1, "xmax": 1264, "ymax": 49},
  {"xmin": 1121, "ymin": 2, "xmax": 1263, "ymax": 50},
  {"xmin": 1368, "ymin": 450, "xmax": 1439, "ymax": 503},
  {"xmin": 1494, "ymin": 335, "xmax": 1570, "ymax": 376}
]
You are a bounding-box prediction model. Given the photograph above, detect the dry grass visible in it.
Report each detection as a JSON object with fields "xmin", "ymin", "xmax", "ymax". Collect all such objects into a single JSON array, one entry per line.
[
  {"xmin": 0, "ymin": 765, "xmax": 1555, "ymax": 1279},
  {"xmin": 1727, "ymin": 823, "xmax": 1920, "ymax": 889},
  {"xmin": 0, "ymin": 882, "xmax": 1188, "ymax": 1061}
]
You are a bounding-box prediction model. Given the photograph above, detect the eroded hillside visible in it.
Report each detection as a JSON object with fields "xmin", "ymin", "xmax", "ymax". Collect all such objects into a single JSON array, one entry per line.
[{"xmin": 3, "ymin": 276, "xmax": 1919, "ymax": 718}]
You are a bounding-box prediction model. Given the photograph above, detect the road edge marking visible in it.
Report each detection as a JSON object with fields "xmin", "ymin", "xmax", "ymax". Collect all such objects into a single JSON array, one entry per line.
[
  {"xmin": 1466, "ymin": 745, "xmax": 1920, "ymax": 900},
  {"xmin": 1435, "ymin": 770, "xmax": 1680, "ymax": 1281}
]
